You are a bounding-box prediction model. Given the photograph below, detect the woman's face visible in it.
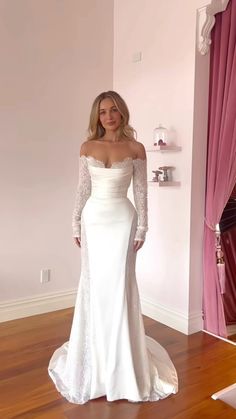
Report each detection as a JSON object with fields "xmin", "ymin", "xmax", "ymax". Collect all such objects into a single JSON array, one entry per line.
[{"xmin": 99, "ymin": 98, "xmax": 122, "ymax": 132}]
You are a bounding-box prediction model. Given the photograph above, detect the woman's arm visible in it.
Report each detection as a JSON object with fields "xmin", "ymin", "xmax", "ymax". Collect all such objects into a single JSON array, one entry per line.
[
  {"xmin": 132, "ymin": 142, "xmax": 148, "ymax": 251},
  {"xmin": 72, "ymin": 142, "xmax": 91, "ymax": 247}
]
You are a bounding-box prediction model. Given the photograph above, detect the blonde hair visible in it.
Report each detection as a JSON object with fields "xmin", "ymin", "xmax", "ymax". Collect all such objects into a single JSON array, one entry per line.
[{"xmin": 87, "ymin": 91, "xmax": 136, "ymax": 141}]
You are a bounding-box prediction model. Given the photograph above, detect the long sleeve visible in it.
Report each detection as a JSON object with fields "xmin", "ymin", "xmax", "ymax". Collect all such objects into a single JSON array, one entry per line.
[
  {"xmin": 72, "ymin": 156, "xmax": 91, "ymax": 238},
  {"xmin": 133, "ymin": 158, "xmax": 148, "ymax": 241}
]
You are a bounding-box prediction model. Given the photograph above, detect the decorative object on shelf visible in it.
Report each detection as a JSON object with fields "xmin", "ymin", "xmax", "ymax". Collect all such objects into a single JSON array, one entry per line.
[
  {"xmin": 153, "ymin": 124, "xmax": 168, "ymax": 147},
  {"xmin": 152, "ymin": 170, "xmax": 162, "ymax": 182},
  {"xmin": 158, "ymin": 166, "xmax": 175, "ymax": 182},
  {"xmin": 147, "ymin": 139, "xmax": 181, "ymax": 187}
]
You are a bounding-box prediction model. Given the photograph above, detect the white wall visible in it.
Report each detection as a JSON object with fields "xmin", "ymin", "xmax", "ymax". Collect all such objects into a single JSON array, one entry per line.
[
  {"xmin": 0, "ymin": 0, "xmax": 113, "ymax": 316},
  {"xmin": 114, "ymin": 0, "xmax": 208, "ymax": 333}
]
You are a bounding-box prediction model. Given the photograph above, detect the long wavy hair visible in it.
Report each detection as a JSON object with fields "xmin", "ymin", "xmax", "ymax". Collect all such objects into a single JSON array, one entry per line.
[{"xmin": 87, "ymin": 91, "xmax": 136, "ymax": 141}]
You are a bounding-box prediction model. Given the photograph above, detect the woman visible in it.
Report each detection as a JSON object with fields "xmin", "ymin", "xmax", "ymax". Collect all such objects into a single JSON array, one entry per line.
[{"xmin": 48, "ymin": 91, "xmax": 178, "ymax": 404}]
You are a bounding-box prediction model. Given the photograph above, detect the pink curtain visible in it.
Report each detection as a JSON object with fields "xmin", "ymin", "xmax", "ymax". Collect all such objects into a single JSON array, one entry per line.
[{"xmin": 203, "ymin": 0, "xmax": 236, "ymax": 337}]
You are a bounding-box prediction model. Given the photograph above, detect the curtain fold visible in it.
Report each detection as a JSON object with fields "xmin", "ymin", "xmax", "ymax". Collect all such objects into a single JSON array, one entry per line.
[{"xmin": 203, "ymin": 0, "xmax": 236, "ymax": 337}]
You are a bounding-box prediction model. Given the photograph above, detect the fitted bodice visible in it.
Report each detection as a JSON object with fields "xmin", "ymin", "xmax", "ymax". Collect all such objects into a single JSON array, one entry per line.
[
  {"xmin": 87, "ymin": 156, "xmax": 133, "ymax": 200},
  {"xmin": 72, "ymin": 155, "xmax": 148, "ymax": 241}
]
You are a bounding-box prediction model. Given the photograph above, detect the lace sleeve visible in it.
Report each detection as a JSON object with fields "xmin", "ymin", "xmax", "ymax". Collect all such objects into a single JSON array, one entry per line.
[
  {"xmin": 72, "ymin": 156, "xmax": 91, "ymax": 238},
  {"xmin": 133, "ymin": 159, "xmax": 148, "ymax": 241}
]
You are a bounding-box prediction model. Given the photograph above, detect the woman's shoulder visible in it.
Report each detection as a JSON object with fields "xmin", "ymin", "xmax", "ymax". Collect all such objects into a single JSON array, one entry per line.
[
  {"xmin": 80, "ymin": 140, "xmax": 98, "ymax": 157},
  {"xmin": 128, "ymin": 139, "xmax": 146, "ymax": 159}
]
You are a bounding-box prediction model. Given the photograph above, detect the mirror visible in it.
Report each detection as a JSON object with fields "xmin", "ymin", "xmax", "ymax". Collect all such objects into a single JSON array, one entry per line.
[{"xmin": 220, "ymin": 184, "xmax": 236, "ymax": 342}]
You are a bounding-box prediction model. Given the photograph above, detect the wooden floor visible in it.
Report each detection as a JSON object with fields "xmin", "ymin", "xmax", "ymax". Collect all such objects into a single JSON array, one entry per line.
[
  {"xmin": 0, "ymin": 309, "xmax": 236, "ymax": 419},
  {"xmin": 228, "ymin": 333, "xmax": 236, "ymax": 343}
]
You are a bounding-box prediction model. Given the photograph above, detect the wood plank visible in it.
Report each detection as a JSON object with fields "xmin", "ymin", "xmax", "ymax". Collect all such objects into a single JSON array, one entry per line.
[
  {"xmin": 228, "ymin": 333, "xmax": 236, "ymax": 343},
  {"xmin": 0, "ymin": 309, "xmax": 235, "ymax": 418}
]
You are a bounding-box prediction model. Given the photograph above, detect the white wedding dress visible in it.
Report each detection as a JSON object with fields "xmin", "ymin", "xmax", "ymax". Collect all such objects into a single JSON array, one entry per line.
[{"xmin": 48, "ymin": 155, "xmax": 178, "ymax": 404}]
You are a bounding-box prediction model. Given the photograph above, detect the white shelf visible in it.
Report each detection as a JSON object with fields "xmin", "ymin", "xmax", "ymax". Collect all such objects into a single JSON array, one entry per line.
[
  {"xmin": 148, "ymin": 181, "xmax": 181, "ymax": 187},
  {"xmin": 146, "ymin": 145, "xmax": 182, "ymax": 152}
]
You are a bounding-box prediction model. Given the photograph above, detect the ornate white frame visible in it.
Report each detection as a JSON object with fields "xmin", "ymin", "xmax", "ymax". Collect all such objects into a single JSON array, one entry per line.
[{"xmin": 197, "ymin": 0, "xmax": 230, "ymax": 55}]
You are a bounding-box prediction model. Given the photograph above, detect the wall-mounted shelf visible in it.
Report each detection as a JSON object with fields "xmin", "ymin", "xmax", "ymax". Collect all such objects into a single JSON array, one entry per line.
[
  {"xmin": 146, "ymin": 145, "xmax": 182, "ymax": 152},
  {"xmin": 148, "ymin": 181, "xmax": 181, "ymax": 187},
  {"xmin": 147, "ymin": 144, "xmax": 181, "ymax": 186}
]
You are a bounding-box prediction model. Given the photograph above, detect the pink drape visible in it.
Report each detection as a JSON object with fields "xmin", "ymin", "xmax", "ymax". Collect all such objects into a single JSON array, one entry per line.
[{"xmin": 203, "ymin": 0, "xmax": 236, "ymax": 337}]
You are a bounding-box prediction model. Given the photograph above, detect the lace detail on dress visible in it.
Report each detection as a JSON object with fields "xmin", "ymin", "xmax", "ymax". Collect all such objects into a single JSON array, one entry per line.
[
  {"xmin": 86, "ymin": 155, "xmax": 133, "ymax": 169},
  {"xmin": 72, "ymin": 156, "xmax": 91, "ymax": 237},
  {"xmin": 133, "ymin": 159, "xmax": 148, "ymax": 241},
  {"xmin": 110, "ymin": 157, "xmax": 133, "ymax": 168},
  {"xmin": 86, "ymin": 156, "xmax": 105, "ymax": 168},
  {"xmin": 68, "ymin": 221, "xmax": 91, "ymax": 404},
  {"xmin": 48, "ymin": 221, "xmax": 92, "ymax": 405}
]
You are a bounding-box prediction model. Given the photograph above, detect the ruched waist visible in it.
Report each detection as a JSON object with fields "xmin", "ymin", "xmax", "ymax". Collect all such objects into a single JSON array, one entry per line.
[
  {"xmin": 91, "ymin": 188, "xmax": 128, "ymax": 200},
  {"xmin": 88, "ymin": 164, "xmax": 133, "ymax": 200}
]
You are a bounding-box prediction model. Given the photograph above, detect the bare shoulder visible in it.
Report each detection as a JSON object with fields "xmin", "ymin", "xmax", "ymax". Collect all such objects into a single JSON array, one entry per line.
[
  {"xmin": 80, "ymin": 141, "xmax": 88, "ymax": 157},
  {"xmin": 80, "ymin": 140, "xmax": 97, "ymax": 157},
  {"xmin": 129, "ymin": 140, "xmax": 146, "ymax": 160}
]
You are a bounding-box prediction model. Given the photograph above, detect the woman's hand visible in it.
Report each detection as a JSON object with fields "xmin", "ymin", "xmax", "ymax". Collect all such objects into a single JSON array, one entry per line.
[
  {"xmin": 74, "ymin": 237, "xmax": 81, "ymax": 248},
  {"xmin": 133, "ymin": 240, "xmax": 144, "ymax": 252}
]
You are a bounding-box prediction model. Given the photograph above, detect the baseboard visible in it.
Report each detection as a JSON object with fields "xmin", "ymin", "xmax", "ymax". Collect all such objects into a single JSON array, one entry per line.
[
  {"xmin": 227, "ymin": 324, "xmax": 236, "ymax": 336},
  {"xmin": 203, "ymin": 329, "xmax": 236, "ymax": 346},
  {"xmin": 0, "ymin": 289, "xmax": 77, "ymax": 323},
  {"xmin": 188, "ymin": 311, "xmax": 204, "ymax": 334},
  {"xmin": 140, "ymin": 296, "xmax": 203, "ymax": 335},
  {"xmin": 212, "ymin": 382, "xmax": 236, "ymax": 400},
  {"xmin": 0, "ymin": 290, "xmax": 203, "ymax": 335}
]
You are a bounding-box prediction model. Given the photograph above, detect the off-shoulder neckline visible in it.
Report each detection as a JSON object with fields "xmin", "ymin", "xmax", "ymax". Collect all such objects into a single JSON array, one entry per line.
[{"xmin": 80, "ymin": 155, "xmax": 146, "ymax": 169}]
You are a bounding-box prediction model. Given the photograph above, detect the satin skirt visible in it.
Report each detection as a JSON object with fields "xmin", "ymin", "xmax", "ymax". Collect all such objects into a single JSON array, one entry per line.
[{"xmin": 48, "ymin": 195, "xmax": 178, "ymax": 404}]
